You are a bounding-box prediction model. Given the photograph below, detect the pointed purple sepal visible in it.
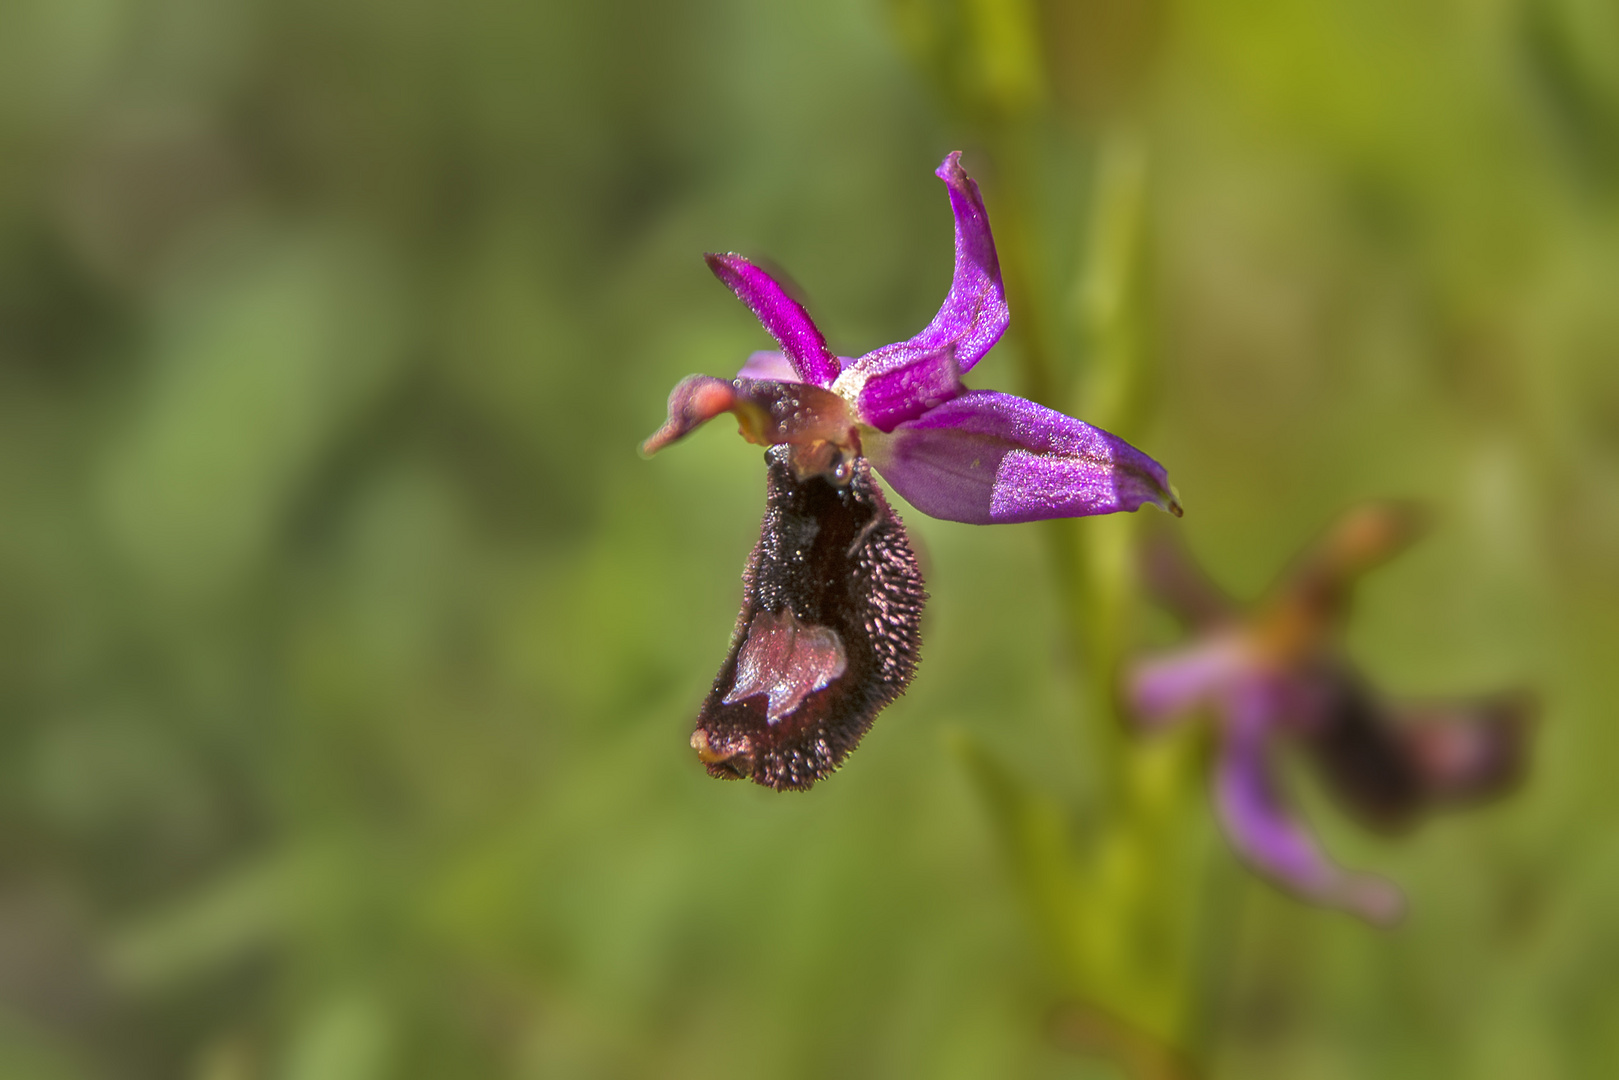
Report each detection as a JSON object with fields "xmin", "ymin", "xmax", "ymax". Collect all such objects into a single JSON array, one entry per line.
[
  {"xmin": 845, "ymin": 152, "xmax": 1008, "ymax": 385},
  {"xmin": 861, "ymin": 390, "xmax": 1180, "ymax": 524},
  {"xmin": 706, "ymin": 254, "xmax": 841, "ymax": 387}
]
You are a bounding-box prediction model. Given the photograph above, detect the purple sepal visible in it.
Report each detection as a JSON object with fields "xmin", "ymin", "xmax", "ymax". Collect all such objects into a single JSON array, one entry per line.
[
  {"xmin": 845, "ymin": 152, "xmax": 1007, "ymax": 386},
  {"xmin": 850, "ymin": 347, "xmax": 963, "ymax": 431},
  {"xmin": 1218, "ymin": 685, "xmax": 1405, "ymax": 924},
  {"xmin": 862, "ymin": 391, "xmax": 1180, "ymax": 524},
  {"xmin": 1138, "ymin": 531, "xmax": 1240, "ymax": 630},
  {"xmin": 706, "ymin": 254, "xmax": 841, "ymax": 388}
]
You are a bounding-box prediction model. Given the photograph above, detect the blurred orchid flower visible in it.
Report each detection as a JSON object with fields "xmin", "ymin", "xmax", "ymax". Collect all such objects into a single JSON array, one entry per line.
[
  {"xmin": 645, "ymin": 152, "xmax": 1180, "ymax": 791},
  {"xmin": 1127, "ymin": 504, "xmax": 1532, "ymax": 922}
]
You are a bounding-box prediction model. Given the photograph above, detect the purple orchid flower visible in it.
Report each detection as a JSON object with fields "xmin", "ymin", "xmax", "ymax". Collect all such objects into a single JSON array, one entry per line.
[
  {"xmin": 1126, "ymin": 504, "xmax": 1533, "ymax": 923},
  {"xmin": 645, "ymin": 152, "xmax": 1180, "ymax": 792}
]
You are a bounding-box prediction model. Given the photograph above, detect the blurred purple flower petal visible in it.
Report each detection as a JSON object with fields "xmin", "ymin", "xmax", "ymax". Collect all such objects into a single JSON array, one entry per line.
[
  {"xmin": 1217, "ymin": 686, "xmax": 1404, "ymax": 924},
  {"xmin": 1127, "ymin": 636, "xmax": 1246, "ymax": 727}
]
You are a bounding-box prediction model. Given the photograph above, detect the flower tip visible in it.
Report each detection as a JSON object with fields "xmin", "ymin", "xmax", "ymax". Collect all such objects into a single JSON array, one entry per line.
[
  {"xmin": 1142, "ymin": 481, "xmax": 1183, "ymax": 517},
  {"xmin": 641, "ymin": 375, "xmax": 738, "ymax": 456},
  {"xmin": 935, "ymin": 150, "xmax": 965, "ymax": 184},
  {"xmin": 703, "ymin": 251, "xmax": 747, "ymax": 286},
  {"xmin": 704, "ymin": 251, "xmax": 760, "ymax": 290}
]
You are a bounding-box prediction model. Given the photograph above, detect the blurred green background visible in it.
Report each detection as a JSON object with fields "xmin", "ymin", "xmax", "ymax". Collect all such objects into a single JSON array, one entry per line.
[{"xmin": 2, "ymin": 0, "xmax": 1618, "ymax": 1075}]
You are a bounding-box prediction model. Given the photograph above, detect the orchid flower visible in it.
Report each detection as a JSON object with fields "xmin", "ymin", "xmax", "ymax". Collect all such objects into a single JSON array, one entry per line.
[
  {"xmin": 1127, "ymin": 504, "xmax": 1532, "ymax": 922},
  {"xmin": 645, "ymin": 152, "xmax": 1180, "ymax": 791}
]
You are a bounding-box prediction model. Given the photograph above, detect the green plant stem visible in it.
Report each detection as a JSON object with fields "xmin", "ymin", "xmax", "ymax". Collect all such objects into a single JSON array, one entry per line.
[{"xmin": 985, "ymin": 124, "xmax": 1219, "ymax": 1074}]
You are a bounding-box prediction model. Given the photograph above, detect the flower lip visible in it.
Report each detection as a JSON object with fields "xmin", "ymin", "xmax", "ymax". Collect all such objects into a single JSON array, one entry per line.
[{"xmin": 692, "ymin": 446, "xmax": 925, "ymax": 791}]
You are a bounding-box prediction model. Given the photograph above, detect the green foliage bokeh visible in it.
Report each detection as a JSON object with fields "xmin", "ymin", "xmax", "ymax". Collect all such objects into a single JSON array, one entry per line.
[{"xmin": 1, "ymin": 0, "xmax": 1617, "ymax": 1076}]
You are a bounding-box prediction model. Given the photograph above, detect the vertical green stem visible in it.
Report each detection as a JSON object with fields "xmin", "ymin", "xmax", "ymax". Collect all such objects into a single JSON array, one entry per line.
[{"xmin": 985, "ymin": 125, "xmax": 1216, "ymax": 1073}]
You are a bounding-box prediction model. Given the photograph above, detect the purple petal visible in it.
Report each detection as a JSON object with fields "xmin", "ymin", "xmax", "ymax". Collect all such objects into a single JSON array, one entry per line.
[
  {"xmin": 737, "ymin": 349, "xmax": 856, "ymax": 383},
  {"xmin": 861, "ymin": 391, "xmax": 1180, "ymax": 524},
  {"xmin": 736, "ymin": 351, "xmax": 802, "ymax": 382},
  {"xmin": 1127, "ymin": 637, "xmax": 1247, "ymax": 729},
  {"xmin": 846, "ymin": 346, "xmax": 963, "ymax": 431},
  {"xmin": 844, "ymin": 152, "xmax": 1008, "ymax": 382},
  {"xmin": 1216, "ymin": 686, "xmax": 1404, "ymax": 924},
  {"xmin": 706, "ymin": 254, "xmax": 840, "ymax": 387}
]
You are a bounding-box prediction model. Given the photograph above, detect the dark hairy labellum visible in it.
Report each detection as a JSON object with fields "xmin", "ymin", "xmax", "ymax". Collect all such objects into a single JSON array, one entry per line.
[
  {"xmin": 1303, "ymin": 664, "xmax": 1531, "ymax": 833},
  {"xmin": 691, "ymin": 445, "xmax": 926, "ymax": 791}
]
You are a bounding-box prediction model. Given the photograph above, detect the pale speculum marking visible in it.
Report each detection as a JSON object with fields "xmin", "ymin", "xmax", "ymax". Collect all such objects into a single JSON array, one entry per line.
[{"xmin": 722, "ymin": 608, "xmax": 848, "ymax": 723}]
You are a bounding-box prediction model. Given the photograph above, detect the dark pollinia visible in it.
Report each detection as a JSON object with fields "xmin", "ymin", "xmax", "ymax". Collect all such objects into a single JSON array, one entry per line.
[{"xmin": 691, "ymin": 445, "xmax": 926, "ymax": 791}]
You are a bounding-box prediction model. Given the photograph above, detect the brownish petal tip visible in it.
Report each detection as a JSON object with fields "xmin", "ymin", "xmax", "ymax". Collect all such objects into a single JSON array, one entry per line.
[{"xmin": 641, "ymin": 375, "xmax": 738, "ymax": 457}]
